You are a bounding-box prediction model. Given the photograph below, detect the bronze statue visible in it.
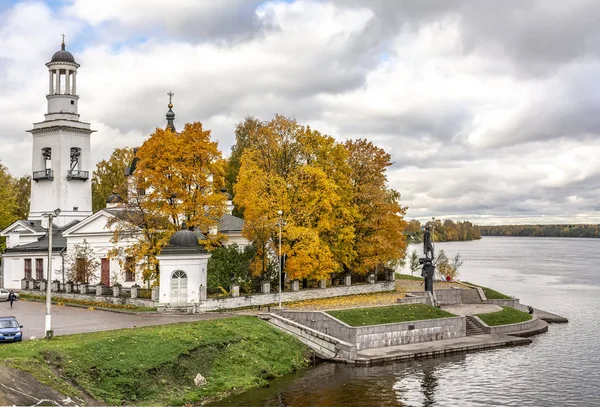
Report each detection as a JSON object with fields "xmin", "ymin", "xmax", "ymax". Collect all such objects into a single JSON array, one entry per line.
[{"xmin": 423, "ymin": 226, "xmax": 434, "ymax": 259}]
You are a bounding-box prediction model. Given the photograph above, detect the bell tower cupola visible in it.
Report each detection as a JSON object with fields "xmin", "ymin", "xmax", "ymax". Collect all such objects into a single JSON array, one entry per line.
[{"xmin": 27, "ymin": 36, "xmax": 95, "ymax": 227}]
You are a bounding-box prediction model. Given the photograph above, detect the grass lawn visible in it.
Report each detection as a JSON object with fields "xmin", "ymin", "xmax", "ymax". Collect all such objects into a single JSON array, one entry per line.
[
  {"xmin": 477, "ymin": 306, "xmax": 532, "ymax": 326},
  {"xmin": 463, "ymin": 282, "xmax": 512, "ymax": 300},
  {"xmin": 327, "ymin": 304, "xmax": 455, "ymax": 327},
  {"xmin": 0, "ymin": 316, "xmax": 309, "ymax": 406}
]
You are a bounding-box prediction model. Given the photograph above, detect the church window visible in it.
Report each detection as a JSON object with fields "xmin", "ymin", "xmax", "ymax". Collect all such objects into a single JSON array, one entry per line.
[
  {"xmin": 24, "ymin": 259, "xmax": 32, "ymax": 280},
  {"xmin": 70, "ymin": 147, "xmax": 81, "ymax": 171},
  {"xmin": 125, "ymin": 257, "xmax": 135, "ymax": 281},
  {"xmin": 35, "ymin": 258, "xmax": 44, "ymax": 280},
  {"xmin": 42, "ymin": 147, "xmax": 51, "ymax": 170}
]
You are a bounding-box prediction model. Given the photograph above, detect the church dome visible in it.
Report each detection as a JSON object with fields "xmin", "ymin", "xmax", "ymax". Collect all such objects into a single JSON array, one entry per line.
[
  {"xmin": 51, "ymin": 49, "xmax": 76, "ymax": 63},
  {"xmin": 168, "ymin": 229, "xmax": 200, "ymax": 247}
]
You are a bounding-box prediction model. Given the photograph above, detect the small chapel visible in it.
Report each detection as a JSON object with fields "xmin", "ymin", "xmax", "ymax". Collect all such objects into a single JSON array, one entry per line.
[{"xmin": 0, "ymin": 40, "xmax": 247, "ymax": 306}]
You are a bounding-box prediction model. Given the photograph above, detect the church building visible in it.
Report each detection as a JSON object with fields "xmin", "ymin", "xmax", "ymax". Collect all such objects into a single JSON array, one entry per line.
[{"xmin": 0, "ymin": 40, "xmax": 247, "ymax": 295}]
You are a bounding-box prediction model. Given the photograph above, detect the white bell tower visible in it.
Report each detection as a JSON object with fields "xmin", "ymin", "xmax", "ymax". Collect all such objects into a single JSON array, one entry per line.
[{"xmin": 28, "ymin": 36, "xmax": 94, "ymax": 227}]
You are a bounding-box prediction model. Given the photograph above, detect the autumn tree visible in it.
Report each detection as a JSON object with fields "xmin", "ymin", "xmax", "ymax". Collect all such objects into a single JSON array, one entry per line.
[
  {"xmin": 67, "ymin": 239, "xmax": 100, "ymax": 283},
  {"xmin": 345, "ymin": 139, "xmax": 407, "ymax": 275},
  {"xmin": 92, "ymin": 147, "xmax": 134, "ymax": 212},
  {"xmin": 0, "ymin": 163, "xmax": 19, "ymax": 251},
  {"xmin": 234, "ymin": 115, "xmax": 356, "ymax": 281},
  {"xmin": 108, "ymin": 123, "xmax": 226, "ymax": 283}
]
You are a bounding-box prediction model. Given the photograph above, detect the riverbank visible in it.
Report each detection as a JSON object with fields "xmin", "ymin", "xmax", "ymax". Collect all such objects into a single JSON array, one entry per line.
[{"xmin": 0, "ymin": 316, "xmax": 312, "ymax": 406}]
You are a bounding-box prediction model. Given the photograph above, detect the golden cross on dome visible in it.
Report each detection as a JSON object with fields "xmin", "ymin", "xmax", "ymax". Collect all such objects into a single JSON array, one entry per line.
[
  {"xmin": 61, "ymin": 33, "xmax": 65, "ymax": 45},
  {"xmin": 167, "ymin": 91, "xmax": 174, "ymax": 108}
]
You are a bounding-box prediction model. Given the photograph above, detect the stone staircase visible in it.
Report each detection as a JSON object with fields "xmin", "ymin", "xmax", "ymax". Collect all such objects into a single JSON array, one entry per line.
[
  {"xmin": 461, "ymin": 288, "xmax": 483, "ymax": 304},
  {"xmin": 465, "ymin": 316, "xmax": 487, "ymax": 336},
  {"xmin": 161, "ymin": 306, "xmax": 193, "ymax": 314}
]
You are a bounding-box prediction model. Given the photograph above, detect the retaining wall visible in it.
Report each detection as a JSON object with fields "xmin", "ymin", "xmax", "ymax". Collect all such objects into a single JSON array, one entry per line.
[
  {"xmin": 280, "ymin": 310, "xmax": 466, "ymax": 351},
  {"xmin": 433, "ymin": 288, "xmax": 463, "ymax": 305},
  {"xmin": 197, "ymin": 281, "xmax": 395, "ymax": 311},
  {"xmin": 21, "ymin": 290, "xmax": 156, "ymax": 308},
  {"xmin": 470, "ymin": 315, "xmax": 540, "ymax": 334},
  {"xmin": 483, "ymin": 298, "xmax": 522, "ymax": 310}
]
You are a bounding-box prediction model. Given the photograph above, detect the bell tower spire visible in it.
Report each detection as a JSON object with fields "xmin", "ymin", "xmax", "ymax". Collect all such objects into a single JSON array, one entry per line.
[
  {"xmin": 27, "ymin": 37, "xmax": 95, "ymax": 227},
  {"xmin": 166, "ymin": 91, "xmax": 176, "ymax": 132}
]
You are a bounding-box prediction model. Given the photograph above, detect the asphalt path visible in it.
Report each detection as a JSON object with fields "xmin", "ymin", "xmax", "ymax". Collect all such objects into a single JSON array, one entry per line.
[{"xmin": 0, "ymin": 299, "xmax": 235, "ymax": 340}]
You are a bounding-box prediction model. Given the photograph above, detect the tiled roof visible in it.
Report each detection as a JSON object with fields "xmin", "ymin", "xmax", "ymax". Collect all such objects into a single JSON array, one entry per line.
[
  {"xmin": 219, "ymin": 214, "xmax": 244, "ymax": 233},
  {"xmin": 3, "ymin": 221, "xmax": 79, "ymax": 253}
]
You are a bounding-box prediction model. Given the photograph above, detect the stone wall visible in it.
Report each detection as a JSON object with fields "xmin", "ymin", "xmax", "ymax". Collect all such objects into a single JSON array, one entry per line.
[
  {"xmin": 197, "ymin": 281, "xmax": 396, "ymax": 312},
  {"xmin": 280, "ymin": 310, "xmax": 466, "ymax": 351},
  {"xmin": 483, "ymin": 298, "xmax": 521, "ymax": 309},
  {"xmin": 264, "ymin": 313, "xmax": 356, "ymax": 360},
  {"xmin": 21, "ymin": 290, "xmax": 156, "ymax": 308},
  {"xmin": 433, "ymin": 288, "xmax": 463, "ymax": 305}
]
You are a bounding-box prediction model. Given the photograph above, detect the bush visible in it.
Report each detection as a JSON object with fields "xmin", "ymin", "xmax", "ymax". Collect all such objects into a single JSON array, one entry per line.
[{"xmin": 207, "ymin": 244, "xmax": 256, "ymax": 294}]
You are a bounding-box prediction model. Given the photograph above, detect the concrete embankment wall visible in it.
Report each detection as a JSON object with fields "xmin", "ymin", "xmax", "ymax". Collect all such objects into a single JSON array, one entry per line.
[
  {"xmin": 263, "ymin": 313, "xmax": 357, "ymax": 361},
  {"xmin": 21, "ymin": 290, "xmax": 156, "ymax": 308},
  {"xmin": 199, "ymin": 281, "xmax": 395, "ymax": 311},
  {"xmin": 280, "ymin": 310, "xmax": 467, "ymax": 351},
  {"xmin": 470, "ymin": 315, "xmax": 542, "ymax": 334}
]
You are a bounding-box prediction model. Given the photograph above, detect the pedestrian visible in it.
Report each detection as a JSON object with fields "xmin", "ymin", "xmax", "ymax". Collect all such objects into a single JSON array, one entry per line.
[{"xmin": 8, "ymin": 291, "xmax": 15, "ymax": 308}]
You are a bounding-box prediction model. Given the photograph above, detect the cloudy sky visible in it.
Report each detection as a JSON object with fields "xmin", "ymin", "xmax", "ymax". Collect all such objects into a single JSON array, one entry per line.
[{"xmin": 1, "ymin": 0, "xmax": 599, "ymax": 225}]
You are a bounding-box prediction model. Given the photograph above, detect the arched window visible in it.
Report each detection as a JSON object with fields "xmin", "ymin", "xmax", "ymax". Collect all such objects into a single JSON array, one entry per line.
[{"xmin": 171, "ymin": 270, "xmax": 187, "ymax": 279}]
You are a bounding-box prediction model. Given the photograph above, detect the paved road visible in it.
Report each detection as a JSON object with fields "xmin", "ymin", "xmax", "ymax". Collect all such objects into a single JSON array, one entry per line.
[{"xmin": 0, "ymin": 300, "xmax": 235, "ymax": 340}]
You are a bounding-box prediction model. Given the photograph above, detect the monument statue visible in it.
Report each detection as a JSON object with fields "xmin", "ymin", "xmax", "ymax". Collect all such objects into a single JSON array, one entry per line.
[
  {"xmin": 420, "ymin": 225, "xmax": 435, "ymax": 293},
  {"xmin": 423, "ymin": 225, "xmax": 434, "ymax": 259}
]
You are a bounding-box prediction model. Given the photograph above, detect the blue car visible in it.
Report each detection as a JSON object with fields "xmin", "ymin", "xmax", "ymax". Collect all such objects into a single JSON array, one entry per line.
[{"xmin": 0, "ymin": 316, "xmax": 23, "ymax": 342}]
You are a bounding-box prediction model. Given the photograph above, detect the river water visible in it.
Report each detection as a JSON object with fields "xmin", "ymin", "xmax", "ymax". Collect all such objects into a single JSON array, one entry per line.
[{"xmin": 213, "ymin": 237, "xmax": 600, "ymax": 407}]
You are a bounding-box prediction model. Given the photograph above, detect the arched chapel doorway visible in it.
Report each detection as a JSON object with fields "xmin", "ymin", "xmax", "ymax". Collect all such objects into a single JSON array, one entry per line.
[{"xmin": 170, "ymin": 270, "xmax": 188, "ymax": 306}]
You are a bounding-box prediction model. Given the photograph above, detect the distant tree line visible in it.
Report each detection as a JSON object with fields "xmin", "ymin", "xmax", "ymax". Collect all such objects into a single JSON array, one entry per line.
[
  {"xmin": 479, "ymin": 224, "xmax": 600, "ymax": 238},
  {"xmin": 405, "ymin": 219, "xmax": 481, "ymax": 243},
  {"xmin": 0, "ymin": 162, "xmax": 30, "ymax": 251}
]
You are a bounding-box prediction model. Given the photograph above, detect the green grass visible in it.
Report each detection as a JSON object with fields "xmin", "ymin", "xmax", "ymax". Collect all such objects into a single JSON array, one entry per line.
[
  {"xmin": 477, "ymin": 306, "xmax": 532, "ymax": 326},
  {"xmin": 327, "ymin": 304, "xmax": 455, "ymax": 327},
  {"xmin": 0, "ymin": 316, "xmax": 310, "ymax": 405},
  {"xmin": 463, "ymin": 282, "xmax": 512, "ymax": 300}
]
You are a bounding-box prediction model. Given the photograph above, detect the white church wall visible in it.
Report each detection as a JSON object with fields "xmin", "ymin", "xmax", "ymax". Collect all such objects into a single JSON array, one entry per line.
[{"xmin": 1, "ymin": 253, "xmax": 64, "ymax": 290}]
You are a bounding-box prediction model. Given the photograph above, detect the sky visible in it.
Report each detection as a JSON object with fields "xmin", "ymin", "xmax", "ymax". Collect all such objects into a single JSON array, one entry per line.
[{"xmin": 1, "ymin": 0, "xmax": 599, "ymax": 225}]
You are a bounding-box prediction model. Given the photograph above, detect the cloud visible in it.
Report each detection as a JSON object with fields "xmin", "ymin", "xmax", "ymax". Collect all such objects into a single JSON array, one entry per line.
[{"xmin": 1, "ymin": 0, "xmax": 599, "ymax": 225}]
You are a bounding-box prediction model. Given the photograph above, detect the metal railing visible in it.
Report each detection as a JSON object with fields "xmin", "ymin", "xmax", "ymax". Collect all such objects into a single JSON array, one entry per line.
[
  {"xmin": 67, "ymin": 170, "xmax": 89, "ymax": 180},
  {"xmin": 33, "ymin": 169, "xmax": 54, "ymax": 181}
]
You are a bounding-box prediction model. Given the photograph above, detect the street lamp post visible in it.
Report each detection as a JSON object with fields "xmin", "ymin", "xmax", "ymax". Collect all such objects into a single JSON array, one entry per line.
[
  {"xmin": 43, "ymin": 208, "xmax": 60, "ymax": 339},
  {"xmin": 277, "ymin": 210, "xmax": 283, "ymax": 309}
]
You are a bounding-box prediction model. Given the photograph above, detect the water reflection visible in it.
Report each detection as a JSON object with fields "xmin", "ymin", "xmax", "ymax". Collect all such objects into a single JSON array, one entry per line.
[{"xmin": 212, "ymin": 238, "xmax": 600, "ymax": 407}]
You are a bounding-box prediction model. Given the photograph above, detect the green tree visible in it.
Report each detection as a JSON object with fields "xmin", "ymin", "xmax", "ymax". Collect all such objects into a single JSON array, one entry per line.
[
  {"xmin": 409, "ymin": 249, "xmax": 420, "ymax": 276},
  {"xmin": 207, "ymin": 244, "xmax": 256, "ymax": 294},
  {"xmin": 12, "ymin": 175, "xmax": 31, "ymax": 219},
  {"xmin": 67, "ymin": 239, "xmax": 100, "ymax": 283},
  {"xmin": 0, "ymin": 163, "xmax": 18, "ymax": 251},
  {"xmin": 92, "ymin": 147, "xmax": 134, "ymax": 212}
]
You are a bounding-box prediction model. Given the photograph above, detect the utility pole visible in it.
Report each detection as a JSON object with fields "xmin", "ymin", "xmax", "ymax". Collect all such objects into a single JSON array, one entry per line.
[
  {"xmin": 44, "ymin": 208, "xmax": 60, "ymax": 339},
  {"xmin": 277, "ymin": 210, "xmax": 283, "ymax": 309}
]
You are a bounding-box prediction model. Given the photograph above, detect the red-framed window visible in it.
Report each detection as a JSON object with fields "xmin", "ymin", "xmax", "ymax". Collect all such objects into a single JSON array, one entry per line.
[
  {"xmin": 24, "ymin": 259, "xmax": 32, "ymax": 280},
  {"xmin": 36, "ymin": 258, "xmax": 44, "ymax": 280}
]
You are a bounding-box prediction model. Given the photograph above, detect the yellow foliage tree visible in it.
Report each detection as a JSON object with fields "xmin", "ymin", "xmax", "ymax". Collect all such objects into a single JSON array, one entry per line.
[
  {"xmin": 345, "ymin": 139, "xmax": 408, "ymax": 274},
  {"xmin": 108, "ymin": 122, "xmax": 226, "ymax": 284}
]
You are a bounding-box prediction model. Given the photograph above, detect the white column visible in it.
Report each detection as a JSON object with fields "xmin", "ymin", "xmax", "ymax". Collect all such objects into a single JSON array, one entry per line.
[
  {"xmin": 65, "ymin": 70, "xmax": 70, "ymax": 95},
  {"xmin": 57, "ymin": 71, "xmax": 61, "ymax": 95},
  {"xmin": 48, "ymin": 70, "xmax": 53, "ymax": 95},
  {"xmin": 72, "ymin": 71, "xmax": 76, "ymax": 95}
]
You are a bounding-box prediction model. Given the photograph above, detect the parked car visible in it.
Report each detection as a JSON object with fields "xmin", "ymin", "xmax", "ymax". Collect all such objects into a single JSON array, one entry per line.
[
  {"xmin": 0, "ymin": 316, "xmax": 23, "ymax": 342},
  {"xmin": 0, "ymin": 289, "xmax": 19, "ymax": 301}
]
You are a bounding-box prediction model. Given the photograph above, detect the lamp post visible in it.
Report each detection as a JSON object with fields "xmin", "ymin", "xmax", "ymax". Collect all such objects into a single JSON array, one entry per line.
[
  {"xmin": 277, "ymin": 210, "xmax": 283, "ymax": 309},
  {"xmin": 43, "ymin": 208, "xmax": 60, "ymax": 339},
  {"xmin": 431, "ymin": 216, "xmax": 436, "ymax": 258}
]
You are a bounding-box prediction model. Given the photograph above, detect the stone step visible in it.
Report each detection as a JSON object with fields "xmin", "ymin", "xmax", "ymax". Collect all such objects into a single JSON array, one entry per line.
[
  {"xmin": 162, "ymin": 307, "xmax": 191, "ymax": 314},
  {"xmin": 461, "ymin": 289, "xmax": 482, "ymax": 304},
  {"xmin": 465, "ymin": 316, "xmax": 486, "ymax": 336}
]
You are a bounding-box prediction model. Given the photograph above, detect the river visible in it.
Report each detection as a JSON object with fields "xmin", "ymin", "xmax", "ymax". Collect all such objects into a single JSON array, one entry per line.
[{"xmin": 212, "ymin": 237, "xmax": 600, "ymax": 406}]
